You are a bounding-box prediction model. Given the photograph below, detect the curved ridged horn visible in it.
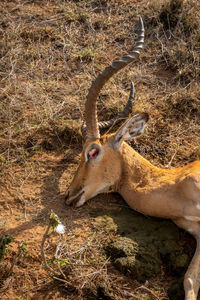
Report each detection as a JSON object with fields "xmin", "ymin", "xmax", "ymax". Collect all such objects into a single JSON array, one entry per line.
[
  {"xmin": 98, "ymin": 81, "xmax": 135, "ymax": 129},
  {"xmin": 84, "ymin": 16, "xmax": 144, "ymax": 140},
  {"xmin": 81, "ymin": 81, "xmax": 134, "ymax": 138}
]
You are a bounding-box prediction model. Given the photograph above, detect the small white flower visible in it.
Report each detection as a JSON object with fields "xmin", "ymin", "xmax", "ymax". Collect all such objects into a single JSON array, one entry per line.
[{"xmin": 54, "ymin": 223, "xmax": 66, "ymax": 235}]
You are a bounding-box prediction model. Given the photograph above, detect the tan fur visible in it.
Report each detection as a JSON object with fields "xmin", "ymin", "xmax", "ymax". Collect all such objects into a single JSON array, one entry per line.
[{"xmin": 66, "ymin": 129, "xmax": 200, "ymax": 300}]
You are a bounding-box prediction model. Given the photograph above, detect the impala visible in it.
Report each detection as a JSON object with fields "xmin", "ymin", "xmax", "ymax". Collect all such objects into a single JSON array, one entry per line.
[{"xmin": 65, "ymin": 17, "xmax": 200, "ymax": 300}]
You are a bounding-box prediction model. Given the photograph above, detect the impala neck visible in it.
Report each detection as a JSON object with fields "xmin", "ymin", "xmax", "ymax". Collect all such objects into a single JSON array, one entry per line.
[
  {"xmin": 116, "ymin": 142, "xmax": 178, "ymax": 218},
  {"xmin": 117, "ymin": 142, "xmax": 166, "ymax": 187}
]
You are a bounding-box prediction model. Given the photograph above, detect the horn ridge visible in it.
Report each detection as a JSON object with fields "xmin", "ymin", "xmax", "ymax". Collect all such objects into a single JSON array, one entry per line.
[
  {"xmin": 98, "ymin": 81, "xmax": 135, "ymax": 130},
  {"xmin": 81, "ymin": 81, "xmax": 135, "ymax": 137},
  {"xmin": 84, "ymin": 16, "xmax": 144, "ymax": 140}
]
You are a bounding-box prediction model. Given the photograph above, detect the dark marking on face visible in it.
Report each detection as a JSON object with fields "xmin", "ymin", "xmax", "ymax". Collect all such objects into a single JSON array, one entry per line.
[{"xmin": 116, "ymin": 135, "xmax": 122, "ymax": 143}]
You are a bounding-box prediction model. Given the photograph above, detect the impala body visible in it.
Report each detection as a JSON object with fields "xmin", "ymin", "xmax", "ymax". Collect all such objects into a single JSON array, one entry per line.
[{"xmin": 66, "ymin": 17, "xmax": 200, "ymax": 300}]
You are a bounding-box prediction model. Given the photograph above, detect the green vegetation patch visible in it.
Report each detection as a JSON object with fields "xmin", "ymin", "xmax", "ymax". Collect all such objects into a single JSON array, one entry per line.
[{"xmin": 92, "ymin": 207, "xmax": 192, "ymax": 283}]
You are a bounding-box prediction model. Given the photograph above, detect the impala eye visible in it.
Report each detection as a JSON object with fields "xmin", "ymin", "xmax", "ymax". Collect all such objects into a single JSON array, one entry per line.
[{"xmin": 87, "ymin": 148, "xmax": 100, "ymax": 160}]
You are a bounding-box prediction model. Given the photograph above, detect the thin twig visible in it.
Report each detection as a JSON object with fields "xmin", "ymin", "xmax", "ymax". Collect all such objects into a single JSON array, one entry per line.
[
  {"xmin": 7, "ymin": 241, "xmax": 25, "ymax": 277},
  {"xmin": 0, "ymin": 277, "xmax": 13, "ymax": 292},
  {"xmin": 165, "ymin": 148, "xmax": 178, "ymax": 168},
  {"xmin": 41, "ymin": 223, "xmax": 60, "ymax": 276},
  {"xmin": 52, "ymin": 276, "xmax": 68, "ymax": 284}
]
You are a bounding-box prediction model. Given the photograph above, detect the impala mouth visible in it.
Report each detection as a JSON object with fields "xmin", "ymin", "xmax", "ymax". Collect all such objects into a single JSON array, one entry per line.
[
  {"xmin": 74, "ymin": 191, "xmax": 86, "ymax": 207},
  {"xmin": 65, "ymin": 189, "xmax": 85, "ymax": 207}
]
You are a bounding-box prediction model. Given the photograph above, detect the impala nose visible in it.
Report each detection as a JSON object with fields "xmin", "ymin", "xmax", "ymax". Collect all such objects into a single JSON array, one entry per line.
[{"xmin": 65, "ymin": 188, "xmax": 84, "ymax": 207}]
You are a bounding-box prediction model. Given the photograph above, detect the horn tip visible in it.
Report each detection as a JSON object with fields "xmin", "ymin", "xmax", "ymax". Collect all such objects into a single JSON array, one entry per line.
[{"xmin": 138, "ymin": 16, "xmax": 144, "ymax": 31}]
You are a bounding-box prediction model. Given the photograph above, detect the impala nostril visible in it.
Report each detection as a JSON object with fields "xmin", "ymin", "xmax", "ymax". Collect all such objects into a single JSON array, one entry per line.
[{"xmin": 65, "ymin": 188, "xmax": 84, "ymax": 206}]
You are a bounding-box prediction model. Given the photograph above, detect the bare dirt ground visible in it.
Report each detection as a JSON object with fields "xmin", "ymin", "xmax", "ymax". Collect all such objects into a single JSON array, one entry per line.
[{"xmin": 0, "ymin": 0, "xmax": 199, "ymax": 299}]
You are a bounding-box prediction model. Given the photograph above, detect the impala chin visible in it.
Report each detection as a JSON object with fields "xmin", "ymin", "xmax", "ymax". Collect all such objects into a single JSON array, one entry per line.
[
  {"xmin": 66, "ymin": 184, "xmax": 112, "ymax": 208},
  {"xmin": 75, "ymin": 193, "xmax": 86, "ymax": 207},
  {"xmin": 74, "ymin": 186, "xmax": 110, "ymax": 207}
]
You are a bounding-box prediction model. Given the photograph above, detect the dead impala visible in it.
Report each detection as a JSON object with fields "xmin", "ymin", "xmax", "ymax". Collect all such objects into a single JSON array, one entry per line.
[{"xmin": 65, "ymin": 17, "xmax": 200, "ymax": 300}]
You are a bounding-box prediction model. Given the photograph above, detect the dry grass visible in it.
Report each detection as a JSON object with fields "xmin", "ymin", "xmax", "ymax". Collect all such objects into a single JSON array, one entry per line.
[
  {"xmin": 38, "ymin": 211, "xmax": 170, "ymax": 300},
  {"xmin": 0, "ymin": 0, "xmax": 200, "ymax": 299}
]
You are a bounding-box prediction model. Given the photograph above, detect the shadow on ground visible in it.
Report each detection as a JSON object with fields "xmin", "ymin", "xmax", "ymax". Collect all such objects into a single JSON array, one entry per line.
[{"xmin": 91, "ymin": 205, "xmax": 196, "ymax": 300}]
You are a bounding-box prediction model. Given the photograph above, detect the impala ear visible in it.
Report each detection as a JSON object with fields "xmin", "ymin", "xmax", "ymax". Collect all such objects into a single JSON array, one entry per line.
[{"xmin": 112, "ymin": 113, "xmax": 149, "ymax": 149}]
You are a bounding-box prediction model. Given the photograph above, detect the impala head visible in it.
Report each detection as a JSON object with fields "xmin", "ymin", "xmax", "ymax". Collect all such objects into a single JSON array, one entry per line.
[{"xmin": 65, "ymin": 17, "xmax": 147, "ymax": 207}]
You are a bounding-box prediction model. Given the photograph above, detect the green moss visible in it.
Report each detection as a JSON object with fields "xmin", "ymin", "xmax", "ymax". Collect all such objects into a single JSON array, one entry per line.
[
  {"xmin": 114, "ymin": 254, "xmax": 161, "ymax": 282},
  {"xmin": 97, "ymin": 283, "xmax": 117, "ymax": 300},
  {"xmin": 92, "ymin": 207, "xmax": 192, "ymax": 283},
  {"xmin": 93, "ymin": 215, "xmax": 118, "ymax": 234},
  {"xmin": 105, "ymin": 237, "xmax": 161, "ymax": 281},
  {"xmin": 105, "ymin": 237, "xmax": 138, "ymax": 258},
  {"xmin": 169, "ymin": 252, "xmax": 190, "ymax": 275}
]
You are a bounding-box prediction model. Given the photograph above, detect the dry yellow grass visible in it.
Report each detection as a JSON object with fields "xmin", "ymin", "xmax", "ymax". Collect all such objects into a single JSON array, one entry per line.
[{"xmin": 0, "ymin": 0, "xmax": 199, "ymax": 299}]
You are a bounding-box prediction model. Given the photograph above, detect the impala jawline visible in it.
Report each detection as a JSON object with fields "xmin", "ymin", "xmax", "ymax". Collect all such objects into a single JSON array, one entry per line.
[
  {"xmin": 65, "ymin": 188, "xmax": 85, "ymax": 207},
  {"xmin": 66, "ymin": 17, "xmax": 200, "ymax": 300}
]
